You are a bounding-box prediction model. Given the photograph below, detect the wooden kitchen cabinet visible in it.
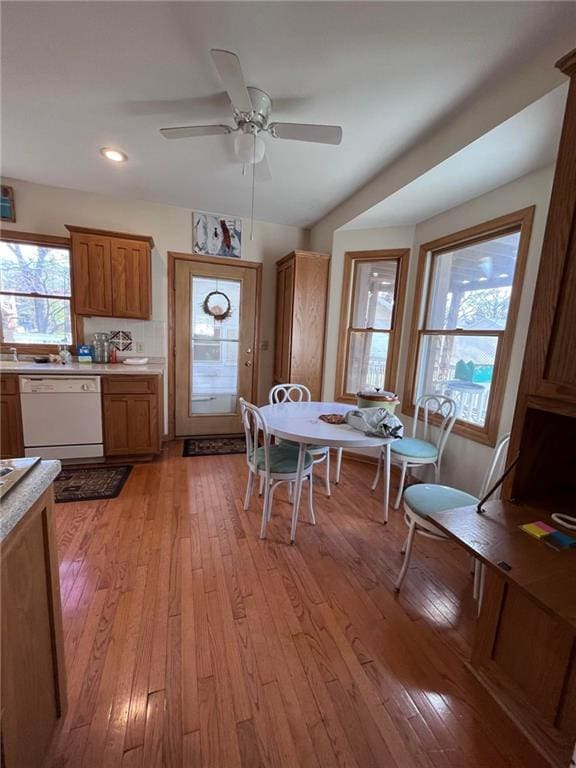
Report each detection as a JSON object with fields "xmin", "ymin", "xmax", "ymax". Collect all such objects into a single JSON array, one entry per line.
[
  {"xmin": 66, "ymin": 226, "xmax": 154, "ymax": 319},
  {"xmin": 0, "ymin": 375, "xmax": 23, "ymax": 459},
  {"xmin": 102, "ymin": 375, "xmax": 162, "ymax": 456},
  {"xmin": 273, "ymin": 251, "xmax": 330, "ymax": 400}
]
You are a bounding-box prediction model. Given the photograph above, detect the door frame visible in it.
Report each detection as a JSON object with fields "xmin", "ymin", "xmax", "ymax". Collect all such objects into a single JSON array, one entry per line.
[{"xmin": 167, "ymin": 251, "xmax": 262, "ymax": 439}]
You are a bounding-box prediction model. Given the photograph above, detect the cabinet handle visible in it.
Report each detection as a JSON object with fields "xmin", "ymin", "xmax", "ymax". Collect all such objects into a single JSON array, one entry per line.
[{"xmin": 245, "ymin": 361, "xmax": 252, "ymax": 367}]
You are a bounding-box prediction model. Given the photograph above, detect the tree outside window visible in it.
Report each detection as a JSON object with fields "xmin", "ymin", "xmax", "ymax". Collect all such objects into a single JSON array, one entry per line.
[{"xmin": 0, "ymin": 240, "xmax": 73, "ymax": 346}]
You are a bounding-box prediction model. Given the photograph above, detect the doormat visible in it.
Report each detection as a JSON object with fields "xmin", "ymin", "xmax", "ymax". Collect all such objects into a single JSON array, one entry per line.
[
  {"xmin": 183, "ymin": 435, "xmax": 246, "ymax": 457},
  {"xmin": 54, "ymin": 465, "xmax": 133, "ymax": 503}
]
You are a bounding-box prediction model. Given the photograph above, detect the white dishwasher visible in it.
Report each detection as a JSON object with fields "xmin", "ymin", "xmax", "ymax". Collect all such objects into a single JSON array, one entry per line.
[{"xmin": 20, "ymin": 376, "xmax": 103, "ymax": 460}]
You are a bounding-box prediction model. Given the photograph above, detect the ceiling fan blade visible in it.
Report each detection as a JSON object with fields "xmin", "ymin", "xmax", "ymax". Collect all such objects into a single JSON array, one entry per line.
[
  {"xmin": 255, "ymin": 155, "xmax": 272, "ymax": 183},
  {"xmin": 269, "ymin": 122, "xmax": 342, "ymax": 145},
  {"xmin": 160, "ymin": 124, "xmax": 232, "ymax": 139},
  {"xmin": 210, "ymin": 49, "xmax": 253, "ymax": 113}
]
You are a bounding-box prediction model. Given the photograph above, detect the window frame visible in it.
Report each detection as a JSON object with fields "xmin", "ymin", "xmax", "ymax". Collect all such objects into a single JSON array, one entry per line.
[
  {"xmin": 0, "ymin": 230, "xmax": 83, "ymax": 354},
  {"xmin": 402, "ymin": 207, "xmax": 535, "ymax": 446},
  {"xmin": 335, "ymin": 248, "xmax": 409, "ymax": 403}
]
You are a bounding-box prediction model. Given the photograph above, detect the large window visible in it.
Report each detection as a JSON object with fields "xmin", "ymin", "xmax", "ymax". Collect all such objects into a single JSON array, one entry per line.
[
  {"xmin": 0, "ymin": 232, "xmax": 76, "ymax": 350},
  {"xmin": 336, "ymin": 249, "xmax": 408, "ymax": 401},
  {"xmin": 403, "ymin": 207, "xmax": 534, "ymax": 445}
]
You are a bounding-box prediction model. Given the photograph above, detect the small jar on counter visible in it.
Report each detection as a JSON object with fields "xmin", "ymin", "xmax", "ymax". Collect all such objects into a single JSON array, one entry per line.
[{"xmin": 92, "ymin": 333, "xmax": 110, "ymax": 363}]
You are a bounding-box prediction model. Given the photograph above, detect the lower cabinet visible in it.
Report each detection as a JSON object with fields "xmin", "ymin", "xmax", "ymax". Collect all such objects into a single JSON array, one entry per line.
[
  {"xmin": 1, "ymin": 486, "xmax": 67, "ymax": 768},
  {"xmin": 0, "ymin": 376, "xmax": 24, "ymax": 459},
  {"xmin": 102, "ymin": 375, "xmax": 162, "ymax": 456}
]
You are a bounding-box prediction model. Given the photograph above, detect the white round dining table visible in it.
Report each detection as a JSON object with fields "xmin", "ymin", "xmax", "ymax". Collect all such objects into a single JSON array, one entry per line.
[{"xmin": 259, "ymin": 401, "xmax": 396, "ymax": 542}]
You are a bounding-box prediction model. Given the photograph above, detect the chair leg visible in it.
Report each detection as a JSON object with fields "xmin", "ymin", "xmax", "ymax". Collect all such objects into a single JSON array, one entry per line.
[
  {"xmin": 400, "ymin": 533, "xmax": 408, "ymax": 555},
  {"xmin": 288, "ymin": 482, "xmax": 293, "ymax": 503},
  {"xmin": 308, "ymin": 473, "xmax": 316, "ymax": 524},
  {"xmin": 260, "ymin": 479, "xmax": 271, "ymax": 539},
  {"xmin": 324, "ymin": 450, "xmax": 331, "ymax": 498},
  {"xmin": 394, "ymin": 461, "xmax": 407, "ymax": 509},
  {"xmin": 243, "ymin": 470, "xmax": 254, "ymax": 511},
  {"xmin": 267, "ymin": 481, "xmax": 277, "ymax": 523},
  {"xmin": 395, "ymin": 518, "xmax": 417, "ymax": 592},
  {"xmin": 371, "ymin": 452, "xmax": 382, "ymax": 491},
  {"xmin": 335, "ymin": 448, "xmax": 343, "ymax": 484},
  {"xmin": 434, "ymin": 461, "xmax": 440, "ymax": 482},
  {"xmin": 258, "ymin": 475, "xmax": 264, "ymax": 496}
]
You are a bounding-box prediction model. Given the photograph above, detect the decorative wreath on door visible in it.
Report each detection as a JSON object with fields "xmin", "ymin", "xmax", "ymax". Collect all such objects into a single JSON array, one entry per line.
[{"xmin": 202, "ymin": 290, "xmax": 232, "ymax": 322}]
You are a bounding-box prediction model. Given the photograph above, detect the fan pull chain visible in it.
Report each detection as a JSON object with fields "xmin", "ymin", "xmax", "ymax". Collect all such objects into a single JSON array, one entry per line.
[{"xmin": 250, "ymin": 133, "xmax": 256, "ymax": 241}]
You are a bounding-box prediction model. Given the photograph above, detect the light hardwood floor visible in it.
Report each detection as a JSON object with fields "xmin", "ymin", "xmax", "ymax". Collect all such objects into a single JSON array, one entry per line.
[{"xmin": 46, "ymin": 442, "xmax": 545, "ymax": 767}]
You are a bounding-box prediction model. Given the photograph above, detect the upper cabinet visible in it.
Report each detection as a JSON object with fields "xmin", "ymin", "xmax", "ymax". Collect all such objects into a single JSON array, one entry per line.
[{"xmin": 66, "ymin": 226, "xmax": 154, "ymax": 319}]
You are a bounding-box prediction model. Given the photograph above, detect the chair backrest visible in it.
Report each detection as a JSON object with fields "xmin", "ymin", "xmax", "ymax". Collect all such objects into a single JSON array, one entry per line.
[
  {"xmin": 413, "ymin": 394, "xmax": 457, "ymax": 460},
  {"xmin": 269, "ymin": 383, "xmax": 312, "ymax": 404},
  {"xmin": 478, "ymin": 433, "xmax": 511, "ymax": 499},
  {"xmin": 239, "ymin": 398, "xmax": 271, "ymax": 475}
]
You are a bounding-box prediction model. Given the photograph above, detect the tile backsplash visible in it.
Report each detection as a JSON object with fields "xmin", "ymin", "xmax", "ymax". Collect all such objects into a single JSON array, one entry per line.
[{"xmin": 83, "ymin": 318, "xmax": 166, "ymax": 358}]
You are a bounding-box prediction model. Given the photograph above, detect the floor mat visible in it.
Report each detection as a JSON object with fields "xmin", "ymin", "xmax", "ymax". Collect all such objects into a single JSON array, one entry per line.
[
  {"xmin": 183, "ymin": 435, "xmax": 246, "ymax": 457},
  {"xmin": 55, "ymin": 465, "xmax": 133, "ymax": 503}
]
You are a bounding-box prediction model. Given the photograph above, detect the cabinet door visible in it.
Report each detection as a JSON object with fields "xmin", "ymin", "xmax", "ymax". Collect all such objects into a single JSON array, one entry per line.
[
  {"xmin": 71, "ymin": 234, "xmax": 112, "ymax": 316},
  {"xmin": 275, "ymin": 260, "xmax": 294, "ymax": 383},
  {"xmin": 103, "ymin": 394, "xmax": 159, "ymax": 455},
  {"xmin": 111, "ymin": 239, "xmax": 151, "ymax": 319},
  {"xmin": 0, "ymin": 394, "xmax": 23, "ymax": 459}
]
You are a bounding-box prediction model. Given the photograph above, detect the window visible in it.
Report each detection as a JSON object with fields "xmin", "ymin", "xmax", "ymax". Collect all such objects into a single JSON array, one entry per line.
[
  {"xmin": 336, "ymin": 249, "xmax": 409, "ymax": 401},
  {"xmin": 403, "ymin": 207, "xmax": 534, "ymax": 445},
  {"xmin": 0, "ymin": 232, "xmax": 77, "ymax": 350}
]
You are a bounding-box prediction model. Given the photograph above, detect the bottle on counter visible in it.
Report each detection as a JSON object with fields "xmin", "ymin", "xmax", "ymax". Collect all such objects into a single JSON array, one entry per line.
[
  {"xmin": 58, "ymin": 344, "xmax": 72, "ymax": 365},
  {"xmin": 109, "ymin": 346, "xmax": 118, "ymax": 364},
  {"xmin": 92, "ymin": 333, "xmax": 110, "ymax": 363}
]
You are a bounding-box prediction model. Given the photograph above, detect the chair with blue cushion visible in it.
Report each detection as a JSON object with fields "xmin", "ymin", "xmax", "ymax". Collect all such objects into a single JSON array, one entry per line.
[
  {"xmin": 394, "ymin": 433, "xmax": 510, "ymax": 592},
  {"xmin": 269, "ymin": 383, "xmax": 343, "ymax": 496},
  {"xmin": 240, "ymin": 397, "xmax": 315, "ymax": 541},
  {"xmin": 372, "ymin": 394, "xmax": 457, "ymax": 509}
]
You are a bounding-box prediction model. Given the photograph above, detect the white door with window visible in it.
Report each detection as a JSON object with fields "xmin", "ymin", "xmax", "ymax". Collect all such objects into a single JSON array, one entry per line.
[{"xmin": 174, "ymin": 256, "xmax": 260, "ymax": 436}]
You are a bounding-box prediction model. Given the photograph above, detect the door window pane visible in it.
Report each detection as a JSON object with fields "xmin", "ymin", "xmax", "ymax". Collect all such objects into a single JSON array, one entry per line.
[
  {"xmin": 346, "ymin": 331, "xmax": 390, "ymax": 393},
  {"xmin": 190, "ymin": 276, "xmax": 241, "ymax": 415},
  {"xmin": 427, "ymin": 231, "xmax": 520, "ymax": 331},
  {"xmin": 352, "ymin": 259, "xmax": 397, "ymax": 330},
  {"xmin": 416, "ymin": 334, "xmax": 498, "ymax": 426}
]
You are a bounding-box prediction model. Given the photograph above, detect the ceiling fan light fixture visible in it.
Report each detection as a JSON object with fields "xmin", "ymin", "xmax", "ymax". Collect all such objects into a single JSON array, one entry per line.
[{"xmin": 234, "ymin": 132, "xmax": 265, "ymax": 164}]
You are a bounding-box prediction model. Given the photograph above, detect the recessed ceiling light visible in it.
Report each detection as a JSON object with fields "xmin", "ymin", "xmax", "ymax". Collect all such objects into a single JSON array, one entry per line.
[
  {"xmin": 372, "ymin": 272, "xmax": 379, "ymax": 277},
  {"xmin": 461, "ymin": 279, "xmax": 470, "ymax": 285},
  {"xmin": 100, "ymin": 147, "xmax": 128, "ymax": 163},
  {"xmin": 498, "ymin": 272, "xmax": 509, "ymax": 278},
  {"xmin": 478, "ymin": 276, "xmax": 488, "ymax": 282}
]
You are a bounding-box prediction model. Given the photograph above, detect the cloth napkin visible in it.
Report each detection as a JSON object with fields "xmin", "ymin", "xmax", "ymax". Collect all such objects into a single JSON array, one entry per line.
[{"xmin": 345, "ymin": 407, "xmax": 404, "ymax": 439}]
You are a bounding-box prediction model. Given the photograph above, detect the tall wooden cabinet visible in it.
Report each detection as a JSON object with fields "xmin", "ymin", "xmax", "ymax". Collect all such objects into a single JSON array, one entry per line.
[
  {"xmin": 470, "ymin": 48, "xmax": 576, "ymax": 768},
  {"xmin": 66, "ymin": 226, "xmax": 153, "ymax": 319},
  {"xmin": 274, "ymin": 251, "xmax": 330, "ymax": 400}
]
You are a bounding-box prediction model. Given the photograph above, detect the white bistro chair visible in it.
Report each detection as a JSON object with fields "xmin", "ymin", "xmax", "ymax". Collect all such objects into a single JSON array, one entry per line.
[
  {"xmin": 240, "ymin": 398, "xmax": 315, "ymax": 542},
  {"xmin": 395, "ymin": 433, "xmax": 511, "ymax": 593},
  {"xmin": 269, "ymin": 384, "xmax": 344, "ymax": 495},
  {"xmin": 372, "ymin": 394, "xmax": 457, "ymax": 509}
]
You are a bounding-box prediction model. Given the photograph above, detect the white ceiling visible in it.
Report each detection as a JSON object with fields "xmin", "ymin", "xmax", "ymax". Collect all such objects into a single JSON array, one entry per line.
[
  {"xmin": 344, "ymin": 83, "xmax": 568, "ymax": 229},
  {"xmin": 2, "ymin": 2, "xmax": 576, "ymax": 228}
]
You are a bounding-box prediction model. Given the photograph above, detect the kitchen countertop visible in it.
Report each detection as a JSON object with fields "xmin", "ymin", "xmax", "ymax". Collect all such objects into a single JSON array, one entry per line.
[
  {"xmin": 0, "ymin": 361, "xmax": 164, "ymax": 376},
  {"xmin": 0, "ymin": 459, "xmax": 61, "ymax": 542}
]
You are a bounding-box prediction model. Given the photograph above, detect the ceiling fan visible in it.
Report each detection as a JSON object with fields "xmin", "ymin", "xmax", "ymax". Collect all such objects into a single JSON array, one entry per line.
[{"xmin": 159, "ymin": 49, "xmax": 343, "ymax": 181}]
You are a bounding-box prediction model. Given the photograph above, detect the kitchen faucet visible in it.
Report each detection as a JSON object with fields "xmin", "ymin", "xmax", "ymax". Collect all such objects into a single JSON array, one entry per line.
[{"xmin": 9, "ymin": 347, "xmax": 18, "ymax": 362}]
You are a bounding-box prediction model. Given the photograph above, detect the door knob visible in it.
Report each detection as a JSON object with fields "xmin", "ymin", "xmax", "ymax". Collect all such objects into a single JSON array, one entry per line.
[{"xmin": 245, "ymin": 360, "xmax": 252, "ymax": 367}]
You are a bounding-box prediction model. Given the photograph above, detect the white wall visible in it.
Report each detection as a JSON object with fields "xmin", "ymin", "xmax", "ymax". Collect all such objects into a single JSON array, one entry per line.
[
  {"xmin": 1, "ymin": 177, "xmax": 309, "ymax": 422},
  {"xmin": 319, "ymin": 165, "xmax": 554, "ymax": 492}
]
